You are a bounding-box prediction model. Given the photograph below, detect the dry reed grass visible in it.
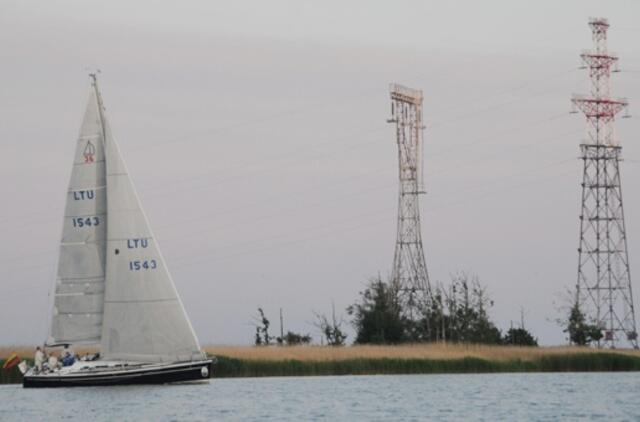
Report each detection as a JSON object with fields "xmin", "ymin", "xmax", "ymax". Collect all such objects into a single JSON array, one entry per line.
[
  {"xmin": 4, "ymin": 343, "xmax": 639, "ymax": 362},
  {"xmin": 0, "ymin": 346, "xmax": 98, "ymax": 360},
  {"xmin": 204, "ymin": 343, "xmax": 640, "ymax": 362}
]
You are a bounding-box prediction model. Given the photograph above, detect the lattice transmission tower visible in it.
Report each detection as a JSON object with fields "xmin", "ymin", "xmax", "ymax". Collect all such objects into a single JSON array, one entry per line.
[
  {"xmin": 571, "ymin": 18, "xmax": 638, "ymax": 348},
  {"xmin": 387, "ymin": 84, "xmax": 431, "ymax": 316}
]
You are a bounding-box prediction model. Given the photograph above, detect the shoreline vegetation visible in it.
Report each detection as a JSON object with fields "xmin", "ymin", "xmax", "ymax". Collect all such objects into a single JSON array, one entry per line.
[{"xmin": 2, "ymin": 344, "xmax": 640, "ymax": 384}]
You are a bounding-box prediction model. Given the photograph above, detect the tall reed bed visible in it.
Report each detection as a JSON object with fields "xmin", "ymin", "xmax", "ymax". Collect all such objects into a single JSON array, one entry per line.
[
  {"xmin": 212, "ymin": 353, "xmax": 640, "ymax": 378},
  {"xmin": 0, "ymin": 346, "xmax": 36, "ymax": 360},
  {"xmin": 204, "ymin": 344, "xmax": 640, "ymax": 362}
]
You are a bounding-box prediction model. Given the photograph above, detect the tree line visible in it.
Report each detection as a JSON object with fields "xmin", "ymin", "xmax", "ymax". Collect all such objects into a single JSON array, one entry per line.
[
  {"xmin": 347, "ymin": 273, "xmax": 537, "ymax": 346},
  {"xmin": 253, "ymin": 272, "xmax": 603, "ymax": 347}
]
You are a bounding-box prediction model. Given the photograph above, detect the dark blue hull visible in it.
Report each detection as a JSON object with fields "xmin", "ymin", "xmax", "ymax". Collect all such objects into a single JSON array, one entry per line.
[{"xmin": 23, "ymin": 360, "xmax": 213, "ymax": 388}]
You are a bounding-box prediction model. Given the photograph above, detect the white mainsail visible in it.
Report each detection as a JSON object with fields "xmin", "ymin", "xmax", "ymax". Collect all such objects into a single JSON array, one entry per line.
[
  {"xmin": 50, "ymin": 87, "xmax": 107, "ymax": 344},
  {"xmin": 51, "ymin": 76, "xmax": 203, "ymax": 363}
]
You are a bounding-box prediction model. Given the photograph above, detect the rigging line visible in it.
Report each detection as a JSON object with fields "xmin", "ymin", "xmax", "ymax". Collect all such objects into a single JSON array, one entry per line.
[
  {"xmin": 172, "ymin": 213, "xmax": 391, "ymax": 270},
  {"xmin": 142, "ymin": 133, "xmax": 390, "ymax": 201},
  {"xmin": 488, "ymin": 68, "xmax": 579, "ymax": 98},
  {"xmin": 425, "ymin": 167, "xmax": 577, "ymax": 215},
  {"xmin": 3, "ymin": 108, "xmax": 569, "ymax": 229},
  {"xmin": 140, "ymin": 126, "xmax": 389, "ymax": 195},
  {"xmin": 428, "ymin": 157, "xmax": 576, "ymax": 203},
  {"xmin": 429, "ymin": 68, "xmax": 579, "ymax": 120},
  {"xmin": 165, "ymin": 178, "xmax": 398, "ymax": 242},
  {"xmin": 196, "ymin": 131, "xmax": 577, "ymax": 224},
  {"xmin": 169, "ymin": 159, "xmax": 576, "ymax": 264},
  {"xmin": 171, "ymin": 204, "xmax": 396, "ymax": 267},
  {"xmin": 126, "ymin": 89, "xmax": 385, "ymax": 150},
  {"xmin": 154, "ymin": 164, "xmax": 395, "ymax": 231},
  {"xmin": 428, "ymin": 111, "xmax": 573, "ymax": 159},
  {"xmin": 173, "ymin": 166, "xmax": 577, "ymax": 270},
  {"xmin": 425, "ymin": 129, "xmax": 582, "ymax": 179},
  {"xmin": 429, "ymin": 84, "xmax": 566, "ymax": 129}
]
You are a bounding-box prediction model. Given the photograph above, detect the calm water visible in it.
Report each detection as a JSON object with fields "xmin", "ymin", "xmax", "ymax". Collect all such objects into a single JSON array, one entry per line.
[{"xmin": 1, "ymin": 373, "xmax": 639, "ymax": 421}]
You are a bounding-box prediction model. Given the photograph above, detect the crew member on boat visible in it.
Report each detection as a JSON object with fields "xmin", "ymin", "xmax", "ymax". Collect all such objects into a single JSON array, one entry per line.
[
  {"xmin": 61, "ymin": 346, "xmax": 75, "ymax": 367},
  {"xmin": 47, "ymin": 353, "xmax": 59, "ymax": 372},
  {"xmin": 34, "ymin": 346, "xmax": 44, "ymax": 373}
]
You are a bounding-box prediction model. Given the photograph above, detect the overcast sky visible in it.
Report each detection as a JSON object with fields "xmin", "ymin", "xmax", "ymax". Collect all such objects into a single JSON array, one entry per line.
[{"xmin": 1, "ymin": 0, "xmax": 640, "ymax": 346}]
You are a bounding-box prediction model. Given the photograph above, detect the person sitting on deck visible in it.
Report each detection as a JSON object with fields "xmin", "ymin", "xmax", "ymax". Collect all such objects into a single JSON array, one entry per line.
[
  {"xmin": 61, "ymin": 347, "xmax": 75, "ymax": 367},
  {"xmin": 47, "ymin": 354, "xmax": 59, "ymax": 372},
  {"xmin": 34, "ymin": 346, "xmax": 44, "ymax": 373}
]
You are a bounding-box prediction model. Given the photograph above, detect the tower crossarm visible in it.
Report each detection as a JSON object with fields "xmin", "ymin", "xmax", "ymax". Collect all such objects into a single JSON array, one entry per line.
[
  {"xmin": 580, "ymin": 51, "xmax": 619, "ymax": 77},
  {"xmin": 389, "ymin": 83, "xmax": 423, "ymax": 105},
  {"xmin": 572, "ymin": 95, "xmax": 628, "ymax": 119}
]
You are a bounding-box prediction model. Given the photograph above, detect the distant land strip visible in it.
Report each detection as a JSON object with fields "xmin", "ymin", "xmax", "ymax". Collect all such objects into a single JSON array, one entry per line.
[{"xmin": 2, "ymin": 344, "xmax": 640, "ymax": 384}]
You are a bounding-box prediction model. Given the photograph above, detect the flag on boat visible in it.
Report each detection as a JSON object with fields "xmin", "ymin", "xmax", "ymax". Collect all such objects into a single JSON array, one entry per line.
[{"xmin": 2, "ymin": 353, "xmax": 20, "ymax": 371}]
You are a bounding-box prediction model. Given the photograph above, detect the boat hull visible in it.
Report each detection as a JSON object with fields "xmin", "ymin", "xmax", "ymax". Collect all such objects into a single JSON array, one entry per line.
[{"xmin": 23, "ymin": 359, "xmax": 213, "ymax": 388}]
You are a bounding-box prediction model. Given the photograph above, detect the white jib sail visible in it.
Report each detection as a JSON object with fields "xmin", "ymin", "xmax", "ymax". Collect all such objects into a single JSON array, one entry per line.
[
  {"xmin": 50, "ymin": 86, "xmax": 107, "ymax": 344},
  {"xmin": 95, "ymin": 83, "xmax": 204, "ymax": 363}
]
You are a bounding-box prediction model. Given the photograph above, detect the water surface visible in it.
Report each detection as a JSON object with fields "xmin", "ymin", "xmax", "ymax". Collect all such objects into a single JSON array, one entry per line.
[{"xmin": 1, "ymin": 372, "xmax": 638, "ymax": 421}]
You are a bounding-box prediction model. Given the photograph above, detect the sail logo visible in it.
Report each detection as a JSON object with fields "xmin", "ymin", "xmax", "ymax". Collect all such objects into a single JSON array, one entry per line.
[
  {"xmin": 73, "ymin": 190, "xmax": 95, "ymax": 201},
  {"xmin": 127, "ymin": 238, "xmax": 149, "ymax": 249},
  {"xmin": 83, "ymin": 141, "xmax": 96, "ymax": 163}
]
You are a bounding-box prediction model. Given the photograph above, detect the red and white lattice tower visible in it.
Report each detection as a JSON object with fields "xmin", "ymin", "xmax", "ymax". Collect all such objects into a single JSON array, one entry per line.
[{"xmin": 571, "ymin": 18, "xmax": 638, "ymax": 348}]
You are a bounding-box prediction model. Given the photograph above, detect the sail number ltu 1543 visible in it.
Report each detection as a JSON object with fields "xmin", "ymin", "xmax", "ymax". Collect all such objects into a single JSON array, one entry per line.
[
  {"xmin": 126, "ymin": 238, "xmax": 157, "ymax": 271},
  {"xmin": 129, "ymin": 260, "xmax": 157, "ymax": 271},
  {"xmin": 71, "ymin": 216, "xmax": 100, "ymax": 227}
]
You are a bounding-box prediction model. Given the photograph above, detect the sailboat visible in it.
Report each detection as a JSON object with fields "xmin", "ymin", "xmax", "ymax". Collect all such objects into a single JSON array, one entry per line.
[{"xmin": 23, "ymin": 75, "xmax": 213, "ymax": 387}]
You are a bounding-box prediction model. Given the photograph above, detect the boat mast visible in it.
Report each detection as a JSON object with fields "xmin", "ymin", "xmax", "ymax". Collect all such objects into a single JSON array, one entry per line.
[
  {"xmin": 90, "ymin": 71, "xmax": 109, "ymax": 350},
  {"xmin": 89, "ymin": 72, "xmax": 107, "ymax": 143}
]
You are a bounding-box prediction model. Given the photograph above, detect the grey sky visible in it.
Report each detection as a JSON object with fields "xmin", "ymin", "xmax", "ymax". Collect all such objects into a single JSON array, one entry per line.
[{"xmin": 1, "ymin": 0, "xmax": 639, "ymax": 346}]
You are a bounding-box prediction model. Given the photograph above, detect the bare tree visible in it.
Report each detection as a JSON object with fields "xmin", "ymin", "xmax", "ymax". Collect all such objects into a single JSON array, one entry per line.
[
  {"xmin": 314, "ymin": 302, "xmax": 348, "ymax": 346},
  {"xmin": 253, "ymin": 307, "xmax": 271, "ymax": 346}
]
